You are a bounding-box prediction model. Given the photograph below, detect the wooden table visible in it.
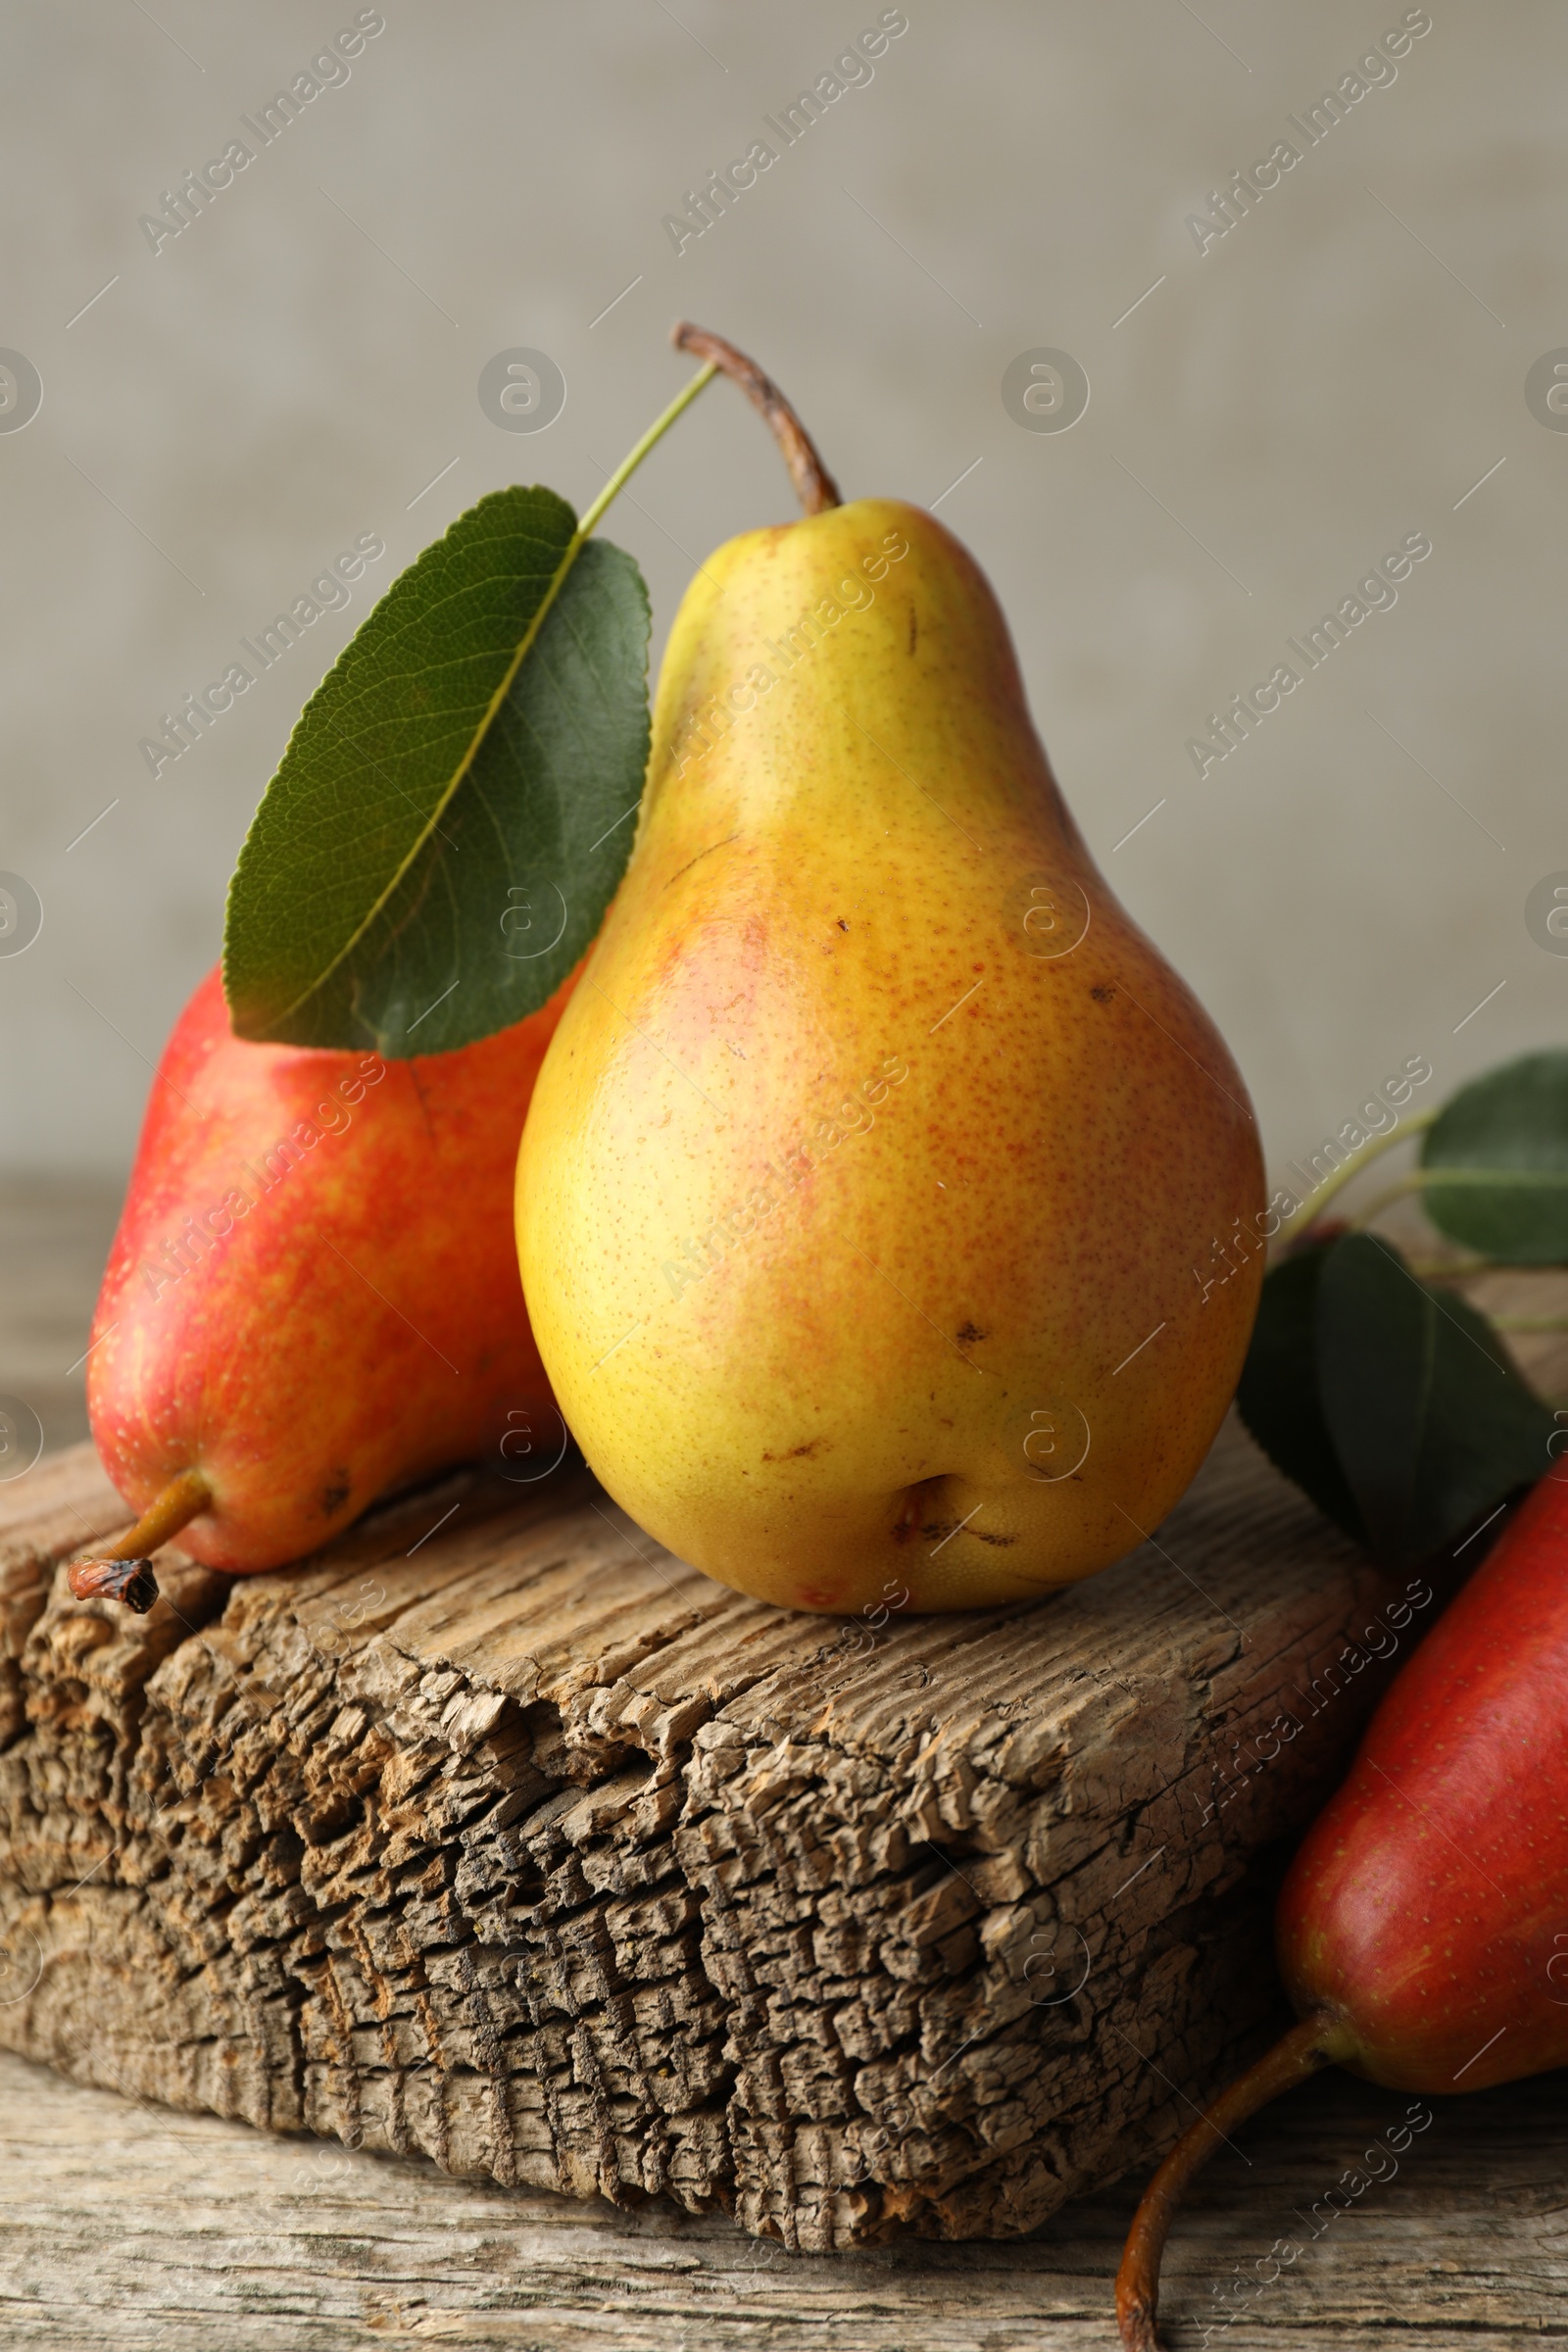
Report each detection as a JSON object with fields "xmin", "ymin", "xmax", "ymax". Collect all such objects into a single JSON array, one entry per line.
[
  {"xmin": 2, "ymin": 1179, "xmax": 1565, "ymax": 2348},
  {"xmin": 0, "ymin": 2045, "xmax": 1563, "ymax": 2348}
]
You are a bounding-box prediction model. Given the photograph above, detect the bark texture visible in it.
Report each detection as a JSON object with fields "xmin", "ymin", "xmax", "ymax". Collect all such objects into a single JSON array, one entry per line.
[{"xmin": 0, "ymin": 1424, "xmax": 1416, "ymax": 2250}]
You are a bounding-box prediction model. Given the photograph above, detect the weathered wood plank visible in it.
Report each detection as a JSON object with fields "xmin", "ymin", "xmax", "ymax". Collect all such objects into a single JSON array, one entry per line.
[
  {"xmin": 0, "ymin": 1420, "xmax": 1435, "ymax": 2251},
  {"xmin": 0, "ymin": 2045, "xmax": 1563, "ymax": 2347}
]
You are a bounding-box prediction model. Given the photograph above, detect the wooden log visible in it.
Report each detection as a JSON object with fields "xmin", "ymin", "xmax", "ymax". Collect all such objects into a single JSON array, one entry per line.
[{"xmin": 0, "ymin": 1422, "xmax": 1427, "ymax": 2252}]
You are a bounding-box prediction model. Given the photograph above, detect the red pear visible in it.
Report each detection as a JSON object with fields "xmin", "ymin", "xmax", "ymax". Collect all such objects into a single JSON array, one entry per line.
[
  {"xmin": 1116, "ymin": 1464, "xmax": 1568, "ymax": 2349},
  {"xmin": 79, "ymin": 963, "xmax": 572, "ymax": 1585}
]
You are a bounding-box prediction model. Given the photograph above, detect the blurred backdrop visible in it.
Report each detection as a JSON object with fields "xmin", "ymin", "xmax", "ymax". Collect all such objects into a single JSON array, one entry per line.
[{"xmin": 1, "ymin": 0, "xmax": 1562, "ymax": 1440}]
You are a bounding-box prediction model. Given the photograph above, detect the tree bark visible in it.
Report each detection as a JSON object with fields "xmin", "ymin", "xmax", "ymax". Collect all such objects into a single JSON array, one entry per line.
[{"xmin": 0, "ymin": 1423, "xmax": 1417, "ymax": 2251}]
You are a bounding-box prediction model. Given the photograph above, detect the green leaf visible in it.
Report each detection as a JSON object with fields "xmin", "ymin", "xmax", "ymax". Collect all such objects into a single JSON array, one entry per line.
[
  {"xmin": 1419, "ymin": 1051, "xmax": 1568, "ymax": 1262},
  {"xmin": 1315, "ymin": 1232, "xmax": 1556, "ymax": 1564},
  {"xmin": 1237, "ymin": 1248, "xmax": 1368, "ymax": 1547},
  {"xmin": 222, "ymin": 486, "xmax": 650, "ymax": 1056}
]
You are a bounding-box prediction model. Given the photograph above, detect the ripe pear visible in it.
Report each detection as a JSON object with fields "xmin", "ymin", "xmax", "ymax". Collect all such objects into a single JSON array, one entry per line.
[
  {"xmin": 1277, "ymin": 1467, "xmax": 1568, "ymax": 2093},
  {"xmin": 1116, "ymin": 1466, "xmax": 1568, "ymax": 2351},
  {"xmin": 516, "ymin": 494, "xmax": 1264, "ymax": 1612},
  {"xmin": 85, "ymin": 963, "xmax": 572, "ymax": 1579}
]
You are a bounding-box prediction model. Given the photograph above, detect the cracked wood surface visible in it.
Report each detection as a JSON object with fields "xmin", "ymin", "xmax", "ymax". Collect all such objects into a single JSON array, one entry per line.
[
  {"xmin": 0, "ymin": 1420, "xmax": 1435, "ymax": 2262},
  {"xmin": 2, "ymin": 2044, "xmax": 1565, "ymax": 2347}
]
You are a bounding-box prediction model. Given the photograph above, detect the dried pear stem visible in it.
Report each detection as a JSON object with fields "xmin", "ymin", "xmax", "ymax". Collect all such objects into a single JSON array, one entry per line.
[
  {"xmin": 1115, "ymin": 2014, "xmax": 1352, "ymax": 2351},
  {"xmin": 68, "ymin": 1467, "xmax": 212, "ymax": 1614},
  {"xmin": 671, "ymin": 322, "xmax": 841, "ymax": 514}
]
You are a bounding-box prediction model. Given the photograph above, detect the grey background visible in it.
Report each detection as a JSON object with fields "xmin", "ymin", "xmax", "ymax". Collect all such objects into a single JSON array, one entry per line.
[{"xmin": 1, "ymin": 0, "xmax": 1561, "ymax": 1192}]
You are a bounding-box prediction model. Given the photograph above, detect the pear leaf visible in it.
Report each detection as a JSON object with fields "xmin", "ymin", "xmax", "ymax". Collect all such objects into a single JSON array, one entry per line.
[
  {"xmin": 1236, "ymin": 1247, "xmax": 1367, "ymax": 1547},
  {"xmin": 1315, "ymin": 1232, "xmax": 1556, "ymax": 1564},
  {"xmin": 1419, "ymin": 1051, "xmax": 1568, "ymax": 1262},
  {"xmin": 223, "ymin": 486, "xmax": 650, "ymax": 1057}
]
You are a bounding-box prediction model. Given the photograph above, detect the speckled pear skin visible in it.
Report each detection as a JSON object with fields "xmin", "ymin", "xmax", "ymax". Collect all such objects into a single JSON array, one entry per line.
[
  {"xmin": 516, "ymin": 499, "xmax": 1264, "ymax": 1613},
  {"xmin": 89, "ymin": 963, "xmax": 572, "ymax": 1572}
]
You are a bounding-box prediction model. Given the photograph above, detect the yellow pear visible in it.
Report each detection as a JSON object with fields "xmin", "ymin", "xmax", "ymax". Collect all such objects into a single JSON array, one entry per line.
[{"xmin": 517, "ymin": 350, "xmax": 1264, "ymax": 1614}]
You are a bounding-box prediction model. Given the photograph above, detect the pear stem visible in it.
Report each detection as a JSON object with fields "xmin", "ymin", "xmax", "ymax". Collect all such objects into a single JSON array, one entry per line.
[
  {"xmin": 671, "ymin": 321, "xmax": 842, "ymax": 514},
  {"xmin": 67, "ymin": 1467, "xmax": 212, "ymax": 1613},
  {"xmin": 1114, "ymin": 2013, "xmax": 1353, "ymax": 2352}
]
